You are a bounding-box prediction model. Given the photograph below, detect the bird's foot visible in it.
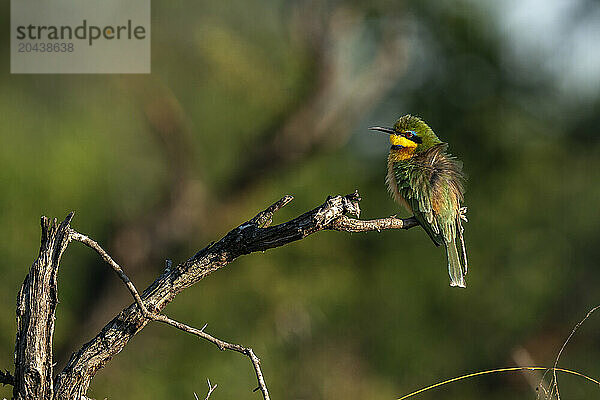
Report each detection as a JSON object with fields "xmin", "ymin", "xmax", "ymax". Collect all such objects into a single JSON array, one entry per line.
[{"xmin": 459, "ymin": 206, "xmax": 468, "ymax": 222}]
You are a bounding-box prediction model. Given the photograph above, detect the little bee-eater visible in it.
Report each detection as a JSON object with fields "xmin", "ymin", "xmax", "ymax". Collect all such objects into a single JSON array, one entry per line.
[{"xmin": 371, "ymin": 115, "xmax": 468, "ymax": 288}]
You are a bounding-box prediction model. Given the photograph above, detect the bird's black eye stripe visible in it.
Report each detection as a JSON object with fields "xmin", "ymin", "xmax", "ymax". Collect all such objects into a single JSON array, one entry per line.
[{"xmin": 403, "ymin": 130, "xmax": 422, "ymax": 144}]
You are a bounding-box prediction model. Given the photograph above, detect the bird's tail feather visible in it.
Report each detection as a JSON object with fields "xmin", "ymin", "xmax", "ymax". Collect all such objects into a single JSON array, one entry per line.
[{"xmin": 446, "ymin": 238, "xmax": 466, "ymax": 288}]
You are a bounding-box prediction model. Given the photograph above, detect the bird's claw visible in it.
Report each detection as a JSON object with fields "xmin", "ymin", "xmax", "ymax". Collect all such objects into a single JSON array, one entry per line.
[{"xmin": 459, "ymin": 206, "xmax": 468, "ymax": 222}]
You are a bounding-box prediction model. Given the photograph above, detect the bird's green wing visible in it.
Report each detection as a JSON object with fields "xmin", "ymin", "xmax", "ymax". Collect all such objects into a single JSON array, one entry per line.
[
  {"xmin": 393, "ymin": 143, "xmax": 464, "ymax": 247},
  {"xmin": 394, "ymin": 143, "xmax": 468, "ymax": 286},
  {"xmin": 393, "ymin": 151, "xmax": 443, "ymax": 247}
]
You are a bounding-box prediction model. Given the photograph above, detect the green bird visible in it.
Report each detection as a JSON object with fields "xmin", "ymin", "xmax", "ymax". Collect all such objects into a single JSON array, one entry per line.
[{"xmin": 370, "ymin": 115, "xmax": 468, "ymax": 288}]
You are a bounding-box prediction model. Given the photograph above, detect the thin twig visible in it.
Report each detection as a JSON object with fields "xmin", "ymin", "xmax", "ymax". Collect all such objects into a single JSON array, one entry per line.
[
  {"xmin": 330, "ymin": 216, "xmax": 418, "ymax": 232},
  {"xmin": 69, "ymin": 231, "xmax": 150, "ymax": 315},
  {"xmin": 150, "ymin": 314, "xmax": 270, "ymax": 400},
  {"xmin": 70, "ymin": 229, "xmax": 271, "ymax": 399},
  {"xmin": 549, "ymin": 304, "xmax": 600, "ymax": 399},
  {"xmin": 195, "ymin": 378, "xmax": 217, "ymax": 400}
]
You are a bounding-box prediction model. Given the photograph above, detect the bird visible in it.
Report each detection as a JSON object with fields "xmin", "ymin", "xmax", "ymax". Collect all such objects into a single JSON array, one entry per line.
[{"xmin": 370, "ymin": 115, "xmax": 468, "ymax": 288}]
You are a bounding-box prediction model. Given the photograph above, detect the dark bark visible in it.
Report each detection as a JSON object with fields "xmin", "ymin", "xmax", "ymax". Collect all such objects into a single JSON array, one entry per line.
[
  {"xmin": 13, "ymin": 214, "xmax": 74, "ymax": 400},
  {"xmin": 6, "ymin": 192, "xmax": 416, "ymax": 400}
]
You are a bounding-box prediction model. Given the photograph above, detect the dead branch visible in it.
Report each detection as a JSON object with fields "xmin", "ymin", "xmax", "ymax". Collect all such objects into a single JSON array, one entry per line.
[
  {"xmin": 69, "ymin": 230, "xmax": 272, "ymax": 399},
  {"xmin": 51, "ymin": 191, "xmax": 416, "ymax": 399},
  {"xmin": 13, "ymin": 214, "xmax": 74, "ymax": 400},
  {"xmin": 11, "ymin": 191, "xmax": 416, "ymax": 399},
  {"xmin": 195, "ymin": 378, "xmax": 217, "ymax": 400}
]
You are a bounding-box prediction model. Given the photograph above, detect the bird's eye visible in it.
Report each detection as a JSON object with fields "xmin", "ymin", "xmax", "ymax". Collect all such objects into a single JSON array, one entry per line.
[{"xmin": 404, "ymin": 130, "xmax": 416, "ymax": 138}]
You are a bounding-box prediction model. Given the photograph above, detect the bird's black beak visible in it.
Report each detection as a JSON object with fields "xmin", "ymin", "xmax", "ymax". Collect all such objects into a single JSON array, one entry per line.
[{"xmin": 369, "ymin": 126, "xmax": 396, "ymax": 135}]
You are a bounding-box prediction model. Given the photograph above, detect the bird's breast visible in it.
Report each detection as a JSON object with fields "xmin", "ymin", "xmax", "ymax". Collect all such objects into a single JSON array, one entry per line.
[
  {"xmin": 388, "ymin": 146, "xmax": 416, "ymax": 162},
  {"xmin": 386, "ymin": 157, "xmax": 413, "ymax": 213}
]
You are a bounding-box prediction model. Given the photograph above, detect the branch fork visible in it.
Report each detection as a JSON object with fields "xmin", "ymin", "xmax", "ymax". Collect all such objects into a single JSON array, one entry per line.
[{"xmin": 10, "ymin": 191, "xmax": 417, "ymax": 400}]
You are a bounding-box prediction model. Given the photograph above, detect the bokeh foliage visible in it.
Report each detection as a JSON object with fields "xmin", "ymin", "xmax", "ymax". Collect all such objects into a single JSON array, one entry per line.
[{"xmin": 1, "ymin": 0, "xmax": 599, "ymax": 399}]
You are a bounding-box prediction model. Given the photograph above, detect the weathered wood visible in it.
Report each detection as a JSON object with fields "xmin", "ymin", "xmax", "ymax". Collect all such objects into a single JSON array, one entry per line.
[
  {"xmin": 52, "ymin": 192, "xmax": 417, "ymax": 399},
  {"xmin": 4, "ymin": 192, "xmax": 416, "ymax": 399},
  {"xmin": 13, "ymin": 214, "xmax": 73, "ymax": 400}
]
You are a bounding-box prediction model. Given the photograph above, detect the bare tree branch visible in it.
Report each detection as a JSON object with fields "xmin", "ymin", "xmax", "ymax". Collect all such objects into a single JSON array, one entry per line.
[
  {"xmin": 13, "ymin": 191, "xmax": 416, "ymax": 399},
  {"xmin": 69, "ymin": 230, "xmax": 272, "ymax": 399},
  {"xmin": 194, "ymin": 378, "xmax": 217, "ymax": 400},
  {"xmin": 331, "ymin": 215, "xmax": 418, "ymax": 232},
  {"xmin": 150, "ymin": 314, "xmax": 270, "ymax": 400},
  {"xmin": 68, "ymin": 232, "xmax": 150, "ymax": 316},
  {"xmin": 204, "ymin": 379, "xmax": 218, "ymax": 400},
  {"xmin": 14, "ymin": 213, "xmax": 74, "ymax": 400}
]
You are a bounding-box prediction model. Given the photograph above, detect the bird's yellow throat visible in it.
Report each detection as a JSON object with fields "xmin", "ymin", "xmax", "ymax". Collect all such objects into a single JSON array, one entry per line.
[{"xmin": 388, "ymin": 134, "xmax": 417, "ymax": 161}]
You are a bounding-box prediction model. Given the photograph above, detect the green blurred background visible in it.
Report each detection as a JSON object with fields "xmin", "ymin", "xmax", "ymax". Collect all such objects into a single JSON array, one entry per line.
[{"xmin": 2, "ymin": 0, "xmax": 600, "ymax": 399}]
